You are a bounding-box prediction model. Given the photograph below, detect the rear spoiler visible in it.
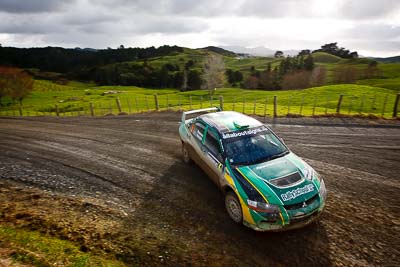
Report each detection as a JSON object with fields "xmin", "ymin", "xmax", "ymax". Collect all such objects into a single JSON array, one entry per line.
[{"xmin": 181, "ymin": 107, "xmax": 221, "ymax": 123}]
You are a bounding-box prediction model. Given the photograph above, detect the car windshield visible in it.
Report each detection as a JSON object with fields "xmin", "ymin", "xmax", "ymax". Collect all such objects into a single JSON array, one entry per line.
[{"xmin": 223, "ymin": 126, "xmax": 288, "ymax": 166}]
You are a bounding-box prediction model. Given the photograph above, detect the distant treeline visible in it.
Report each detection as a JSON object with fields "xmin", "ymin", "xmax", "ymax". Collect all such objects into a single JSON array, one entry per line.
[{"xmin": 0, "ymin": 45, "xmax": 183, "ymax": 73}]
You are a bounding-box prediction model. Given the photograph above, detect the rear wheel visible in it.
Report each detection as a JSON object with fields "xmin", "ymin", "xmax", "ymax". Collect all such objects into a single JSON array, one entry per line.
[
  {"xmin": 225, "ymin": 191, "xmax": 243, "ymax": 224},
  {"xmin": 182, "ymin": 143, "xmax": 192, "ymax": 164}
]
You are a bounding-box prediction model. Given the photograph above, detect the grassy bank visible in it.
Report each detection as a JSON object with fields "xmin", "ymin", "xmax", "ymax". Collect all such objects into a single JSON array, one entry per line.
[
  {"xmin": 0, "ymin": 225, "xmax": 124, "ymax": 266},
  {"xmin": 0, "ymin": 80, "xmax": 398, "ymax": 118}
]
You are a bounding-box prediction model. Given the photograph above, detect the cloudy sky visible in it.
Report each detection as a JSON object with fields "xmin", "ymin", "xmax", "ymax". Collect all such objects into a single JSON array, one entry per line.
[{"xmin": 0, "ymin": 0, "xmax": 399, "ymax": 57}]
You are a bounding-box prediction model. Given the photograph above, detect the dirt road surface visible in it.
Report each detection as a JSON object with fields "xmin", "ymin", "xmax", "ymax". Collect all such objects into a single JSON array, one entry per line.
[{"xmin": 0, "ymin": 112, "xmax": 399, "ymax": 266}]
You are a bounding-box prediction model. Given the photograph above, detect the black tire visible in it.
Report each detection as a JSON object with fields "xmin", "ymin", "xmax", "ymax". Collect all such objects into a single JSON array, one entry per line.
[
  {"xmin": 182, "ymin": 143, "xmax": 192, "ymax": 164},
  {"xmin": 225, "ymin": 191, "xmax": 243, "ymax": 224}
]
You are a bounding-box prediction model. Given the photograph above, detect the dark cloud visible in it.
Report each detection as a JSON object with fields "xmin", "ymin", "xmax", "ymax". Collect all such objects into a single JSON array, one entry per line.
[
  {"xmin": 92, "ymin": 0, "xmax": 237, "ymax": 17},
  {"xmin": 0, "ymin": 0, "xmax": 76, "ymax": 13},
  {"xmin": 0, "ymin": 14, "xmax": 61, "ymax": 34},
  {"xmin": 0, "ymin": 0, "xmax": 399, "ymax": 56}
]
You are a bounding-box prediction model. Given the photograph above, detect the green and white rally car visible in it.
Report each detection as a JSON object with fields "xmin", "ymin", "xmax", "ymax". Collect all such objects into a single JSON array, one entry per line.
[{"xmin": 179, "ymin": 108, "xmax": 327, "ymax": 231}]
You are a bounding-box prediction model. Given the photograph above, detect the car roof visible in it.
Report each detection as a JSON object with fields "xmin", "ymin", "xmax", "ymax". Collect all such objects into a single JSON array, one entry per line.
[{"xmin": 199, "ymin": 111, "xmax": 263, "ymax": 133}]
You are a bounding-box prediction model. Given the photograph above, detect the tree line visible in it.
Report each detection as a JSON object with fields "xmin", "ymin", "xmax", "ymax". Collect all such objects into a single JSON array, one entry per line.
[
  {"xmin": 0, "ymin": 45, "xmax": 184, "ymax": 73},
  {"xmin": 242, "ymin": 53, "xmax": 323, "ymax": 90}
]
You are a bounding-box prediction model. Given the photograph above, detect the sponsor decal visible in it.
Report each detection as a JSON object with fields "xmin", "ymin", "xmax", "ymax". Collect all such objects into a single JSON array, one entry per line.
[
  {"xmin": 222, "ymin": 126, "xmax": 268, "ymax": 140},
  {"xmin": 280, "ymin": 184, "xmax": 314, "ymax": 202}
]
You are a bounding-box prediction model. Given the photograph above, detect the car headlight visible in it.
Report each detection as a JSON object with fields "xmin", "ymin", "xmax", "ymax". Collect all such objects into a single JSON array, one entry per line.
[
  {"xmin": 319, "ymin": 179, "xmax": 327, "ymax": 201},
  {"xmin": 302, "ymin": 165, "xmax": 315, "ymax": 181},
  {"xmin": 314, "ymin": 170, "xmax": 322, "ymax": 182},
  {"xmin": 247, "ymin": 200, "xmax": 280, "ymax": 213}
]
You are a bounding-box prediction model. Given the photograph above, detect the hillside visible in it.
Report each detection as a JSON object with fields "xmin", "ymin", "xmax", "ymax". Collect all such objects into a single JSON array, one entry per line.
[
  {"xmin": 373, "ymin": 56, "xmax": 400, "ymax": 63},
  {"xmin": 0, "ymin": 45, "xmax": 399, "ymax": 92}
]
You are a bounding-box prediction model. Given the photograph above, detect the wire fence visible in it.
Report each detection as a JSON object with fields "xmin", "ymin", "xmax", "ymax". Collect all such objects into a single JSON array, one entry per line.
[{"xmin": 1, "ymin": 93, "xmax": 399, "ymax": 118}]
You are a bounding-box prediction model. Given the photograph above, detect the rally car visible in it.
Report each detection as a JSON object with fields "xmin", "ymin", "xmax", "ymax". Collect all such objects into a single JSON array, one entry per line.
[{"xmin": 179, "ymin": 107, "xmax": 326, "ymax": 231}]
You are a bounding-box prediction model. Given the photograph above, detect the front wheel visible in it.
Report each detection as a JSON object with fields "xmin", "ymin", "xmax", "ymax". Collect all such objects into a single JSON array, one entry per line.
[
  {"xmin": 182, "ymin": 143, "xmax": 192, "ymax": 164},
  {"xmin": 225, "ymin": 191, "xmax": 243, "ymax": 224}
]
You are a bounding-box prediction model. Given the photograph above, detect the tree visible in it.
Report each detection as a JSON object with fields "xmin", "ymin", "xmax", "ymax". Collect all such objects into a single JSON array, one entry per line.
[
  {"xmin": 259, "ymin": 68, "xmax": 273, "ymax": 89},
  {"xmin": 0, "ymin": 67, "xmax": 33, "ymax": 105},
  {"xmin": 309, "ymin": 66, "xmax": 327, "ymax": 86},
  {"xmin": 226, "ymin": 69, "xmax": 235, "ymax": 84},
  {"xmin": 274, "ymin": 51, "xmax": 284, "ymax": 58},
  {"xmin": 201, "ymin": 55, "xmax": 225, "ymax": 93},
  {"xmin": 187, "ymin": 70, "xmax": 203, "ymax": 90},
  {"xmin": 243, "ymin": 75, "xmax": 259, "ymax": 89},
  {"xmin": 314, "ymin": 42, "xmax": 358, "ymax": 59},
  {"xmin": 233, "ymin": 71, "xmax": 243, "ymax": 83},
  {"xmin": 298, "ymin": 49, "xmax": 311, "ymax": 56},
  {"xmin": 364, "ymin": 60, "xmax": 379, "ymax": 79},
  {"xmin": 304, "ymin": 55, "xmax": 314, "ymax": 71},
  {"xmin": 333, "ymin": 66, "xmax": 358, "ymax": 83},
  {"xmin": 281, "ymin": 71, "xmax": 312, "ymax": 90},
  {"xmin": 226, "ymin": 69, "xmax": 243, "ymax": 86}
]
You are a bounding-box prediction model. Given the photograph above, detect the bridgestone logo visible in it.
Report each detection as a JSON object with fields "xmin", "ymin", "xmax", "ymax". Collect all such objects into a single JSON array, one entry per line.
[
  {"xmin": 281, "ymin": 184, "xmax": 315, "ymax": 202},
  {"xmin": 222, "ymin": 126, "xmax": 268, "ymax": 139}
]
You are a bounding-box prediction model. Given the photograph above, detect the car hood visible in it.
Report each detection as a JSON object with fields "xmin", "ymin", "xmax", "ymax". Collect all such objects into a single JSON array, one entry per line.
[{"xmin": 235, "ymin": 152, "xmax": 318, "ymax": 206}]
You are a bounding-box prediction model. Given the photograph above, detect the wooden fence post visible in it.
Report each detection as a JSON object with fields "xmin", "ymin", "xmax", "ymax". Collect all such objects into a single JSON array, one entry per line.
[
  {"xmin": 381, "ymin": 94, "xmax": 388, "ymax": 117},
  {"xmin": 264, "ymin": 97, "xmax": 268, "ymax": 119},
  {"xmin": 325, "ymin": 96, "xmax": 329, "ymax": 114},
  {"xmin": 253, "ymin": 98, "xmax": 257, "ymax": 115},
  {"xmin": 127, "ymin": 99, "xmax": 132, "ymax": 113},
  {"xmin": 312, "ymin": 96, "xmax": 317, "ymax": 116},
  {"xmin": 19, "ymin": 104, "xmax": 23, "ymax": 116},
  {"xmin": 189, "ymin": 95, "xmax": 192, "ymax": 109},
  {"xmin": 55, "ymin": 104, "xmax": 60, "ymax": 116},
  {"xmin": 273, "ymin": 96, "xmax": 277, "ymax": 118},
  {"xmin": 336, "ymin": 94, "xmax": 343, "ymax": 114},
  {"xmin": 299, "ymin": 95, "xmax": 304, "ymax": 115},
  {"xmin": 348, "ymin": 96, "xmax": 354, "ymax": 114},
  {"xmin": 287, "ymin": 96, "xmax": 291, "ymax": 115},
  {"xmin": 108, "ymin": 100, "xmax": 113, "ymax": 114},
  {"xmin": 135, "ymin": 97, "xmax": 139, "ymax": 112},
  {"xmin": 166, "ymin": 95, "xmax": 170, "ymax": 110},
  {"xmin": 90, "ymin": 103, "xmax": 95, "ymax": 116},
  {"xmin": 145, "ymin": 96, "xmax": 149, "ymax": 110},
  {"xmin": 359, "ymin": 95, "xmax": 365, "ymax": 114},
  {"xmin": 370, "ymin": 94, "xmax": 377, "ymax": 113},
  {"xmin": 393, "ymin": 93, "xmax": 400, "ymax": 118},
  {"xmin": 200, "ymin": 96, "xmax": 203, "ymax": 109},
  {"xmin": 116, "ymin": 97, "xmax": 122, "ymax": 113},
  {"xmin": 210, "ymin": 95, "xmax": 213, "ymax": 107},
  {"xmin": 154, "ymin": 94, "xmax": 159, "ymax": 111},
  {"xmin": 219, "ymin": 95, "xmax": 224, "ymax": 110}
]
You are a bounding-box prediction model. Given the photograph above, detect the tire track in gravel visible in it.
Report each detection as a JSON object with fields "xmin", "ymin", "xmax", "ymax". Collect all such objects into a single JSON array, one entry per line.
[{"xmin": 0, "ymin": 114, "xmax": 399, "ymax": 267}]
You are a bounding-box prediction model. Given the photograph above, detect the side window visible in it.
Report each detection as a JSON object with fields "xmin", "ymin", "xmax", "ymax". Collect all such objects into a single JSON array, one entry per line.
[
  {"xmin": 193, "ymin": 122, "xmax": 205, "ymax": 143},
  {"xmin": 204, "ymin": 130, "xmax": 223, "ymax": 162}
]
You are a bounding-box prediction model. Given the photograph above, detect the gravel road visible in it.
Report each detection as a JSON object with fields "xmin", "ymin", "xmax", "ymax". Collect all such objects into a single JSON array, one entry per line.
[{"xmin": 0, "ymin": 112, "xmax": 399, "ymax": 266}]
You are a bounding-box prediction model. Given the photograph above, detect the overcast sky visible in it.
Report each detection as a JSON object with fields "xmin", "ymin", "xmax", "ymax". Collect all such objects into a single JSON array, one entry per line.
[{"xmin": 0, "ymin": 0, "xmax": 399, "ymax": 57}]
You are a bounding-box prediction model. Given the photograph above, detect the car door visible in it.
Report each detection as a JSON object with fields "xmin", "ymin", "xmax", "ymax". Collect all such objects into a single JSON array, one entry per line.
[
  {"xmin": 188, "ymin": 121, "xmax": 207, "ymax": 166},
  {"xmin": 202, "ymin": 127, "xmax": 225, "ymax": 186}
]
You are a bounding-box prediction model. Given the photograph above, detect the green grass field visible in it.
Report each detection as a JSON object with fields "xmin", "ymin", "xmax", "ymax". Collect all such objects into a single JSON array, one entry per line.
[
  {"xmin": 0, "ymin": 80, "xmax": 398, "ymax": 118},
  {"xmin": 0, "ymin": 225, "xmax": 124, "ymax": 266}
]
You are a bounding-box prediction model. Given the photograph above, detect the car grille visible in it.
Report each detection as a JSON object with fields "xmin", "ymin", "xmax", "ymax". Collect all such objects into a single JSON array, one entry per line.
[
  {"xmin": 290, "ymin": 210, "xmax": 319, "ymax": 224},
  {"xmin": 269, "ymin": 172, "xmax": 302, "ymax": 187},
  {"xmin": 284, "ymin": 193, "xmax": 319, "ymax": 211}
]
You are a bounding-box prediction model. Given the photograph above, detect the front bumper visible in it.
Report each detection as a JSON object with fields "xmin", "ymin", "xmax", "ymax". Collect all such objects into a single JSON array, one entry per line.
[{"xmin": 244, "ymin": 201, "xmax": 325, "ymax": 232}]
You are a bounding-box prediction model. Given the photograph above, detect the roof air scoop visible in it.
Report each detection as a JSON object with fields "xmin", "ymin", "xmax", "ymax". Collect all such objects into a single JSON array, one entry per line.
[{"xmin": 233, "ymin": 121, "xmax": 249, "ymax": 130}]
